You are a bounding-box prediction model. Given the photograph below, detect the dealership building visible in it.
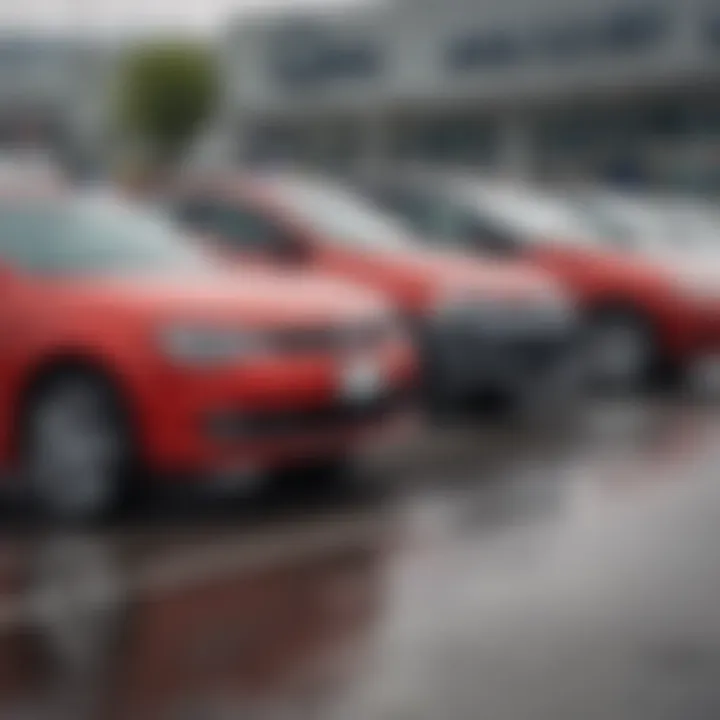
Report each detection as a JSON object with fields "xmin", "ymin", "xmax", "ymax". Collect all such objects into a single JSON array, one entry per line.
[{"xmin": 223, "ymin": 0, "xmax": 720, "ymax": 192}]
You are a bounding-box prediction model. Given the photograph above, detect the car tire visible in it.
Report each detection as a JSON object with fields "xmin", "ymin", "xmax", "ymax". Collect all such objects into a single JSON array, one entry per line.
[
  {"xmin": 583, "ymin": 309, "xmax": 656, "ymax": 393},
  {"xmin": 21, "ymin": 369, "xmax": 134, "ymax": 523}
]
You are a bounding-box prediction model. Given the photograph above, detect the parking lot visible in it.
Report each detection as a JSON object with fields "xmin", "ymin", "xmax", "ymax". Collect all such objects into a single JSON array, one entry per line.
[
  {"xmin": 0, "ymin": 392, "xmax": 719, "ymax": 719},
  {"xmin": 3, "ymin": 0, "xmax": 720, "ymax": 715}
]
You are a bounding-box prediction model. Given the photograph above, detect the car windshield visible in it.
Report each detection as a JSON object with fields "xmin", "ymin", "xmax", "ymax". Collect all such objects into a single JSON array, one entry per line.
[
  {"xmin": 269, "ymin": 178, "xmax": 417, "ymax": 251},
  {"xmin": 569, "ymin": 196, "xmax": 720, "ymax": 253},
  {"xmin": 650, "ymin": 202, "xmax": 720, "ymax": 251},
  {"xmin": 0, "ymin": 197, "xmax": 214, "ymax": 275},
  {"xmin": 458, "ymin": 183, "xmax": 610, "ymax": 246}
]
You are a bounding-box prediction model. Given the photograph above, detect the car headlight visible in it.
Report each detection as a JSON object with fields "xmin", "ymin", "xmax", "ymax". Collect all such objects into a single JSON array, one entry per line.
[{"xmin": 159, "ymin": 325, "xmax": 267, "ymax": 366}]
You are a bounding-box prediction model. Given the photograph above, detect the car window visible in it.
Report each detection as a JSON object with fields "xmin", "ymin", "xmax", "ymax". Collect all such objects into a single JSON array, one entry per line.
[
  {"xmin": 211, "ymin": 203, "xmax": 292, "ymax": 253},
  {"xmin": 269, "ymin": 178, "xmax": 416, "ymax": 252},
  {"xmin": 455, "ymin": 212, "xmax": 519, "ymax": 256},
  {"xmin": 371, "ymin": 184, "xmax": 518, "ymax": 256},
  {"xmin": 371, "ymin": 186, "xmax": 446, "ymax": 238},
  {"xmin": 176, "ymin": 198, "xmax": 215, "ymax": 233},
  {"xmin": 178, "ymin": 197, "xmax": 293, "ymax": 254}
]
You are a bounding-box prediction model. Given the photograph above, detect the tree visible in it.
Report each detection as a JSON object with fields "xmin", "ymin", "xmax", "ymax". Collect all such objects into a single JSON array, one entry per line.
[{"xmin": 118, "ymin": 41, "xmax": 218, "ymax": 168}]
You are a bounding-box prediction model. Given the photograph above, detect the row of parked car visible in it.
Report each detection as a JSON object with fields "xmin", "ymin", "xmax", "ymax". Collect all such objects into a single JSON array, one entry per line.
[
  {"xmin": 355, "ymin": 171, "xmax": 720, "ymax": 389},
  {"xmin": 1, "ymin": 162, "xmax": 719, "ymax": 521}
]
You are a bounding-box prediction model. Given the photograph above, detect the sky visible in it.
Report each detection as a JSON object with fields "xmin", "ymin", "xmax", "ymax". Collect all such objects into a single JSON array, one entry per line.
[{"xmin": 0, "ymin": 0, "xmax": 362, "ymax": 35}]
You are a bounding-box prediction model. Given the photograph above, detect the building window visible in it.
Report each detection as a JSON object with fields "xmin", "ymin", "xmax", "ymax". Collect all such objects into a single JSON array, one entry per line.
[
  {"xmin": 268, "ymin": 22, "xmax": 381, "ymax": 88},
  {"xmin": 540, "ymin": 23, "xmax": 597, "ymax": 60},
  {"xmin": 326, "ymin": 44, "xmax": 379, "ymax": 78},
  {"xmin": 245, "ymin": 125, "xmax": 307, "ymax": 165},
  {"xmin": 642, "ymin": 102, "xmax": 691, "ymax": 138},
  {"xmin": 446, "ymin": 31, "xmax": 524, "ymax": 71},
  {"xmin": 541, "ymin": 6, "xmax": 670, "ymax": 60},
  {"xmin": 705, "ymin": 11, "xmax": 720, "ymax": 47},
  {"xmin": 448, "ymin": 5, "xmax": 670, "ymax": 72},
  {"xmin": 598, "ymin": 6, "xmax": 670, "ymax": 53},
  {"xmin": 390, "ymin": 116, "xmax": 499, "ymax": 166}
]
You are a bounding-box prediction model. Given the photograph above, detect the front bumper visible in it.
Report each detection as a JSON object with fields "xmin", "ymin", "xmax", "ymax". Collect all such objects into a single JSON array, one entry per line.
[
  {"xmin": 652, "ymin": 295, "xmax": 720, "ymax": 365},
  {"xmin": 418, "ymin": 305, "xmax": 579, "ymax": 402},
  {"xmin": 681, "ymin": 304, "xmax": 720, "ymax": 358},
  {"xmin": 135, "ymin": 340, "xmax": 417, "ymax": 477}
]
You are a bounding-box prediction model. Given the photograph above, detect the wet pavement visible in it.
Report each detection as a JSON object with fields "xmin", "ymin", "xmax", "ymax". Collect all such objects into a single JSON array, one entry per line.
[{"xmin": 1, "ymin": 397, "xmax": 720, "ymax": 718}]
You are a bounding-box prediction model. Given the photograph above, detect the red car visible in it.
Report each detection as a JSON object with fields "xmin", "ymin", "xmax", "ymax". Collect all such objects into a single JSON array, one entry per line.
[
  {"xmin": 169, "ymin": 172, "xmax": 578, "ymax": 411},
  {"xmin": 358, "ymin": 174, "xmax": 720, "ymax": 389},
  {"xmin": 0, "ymin": 189, "xmax": 415, "ymax": 520}
]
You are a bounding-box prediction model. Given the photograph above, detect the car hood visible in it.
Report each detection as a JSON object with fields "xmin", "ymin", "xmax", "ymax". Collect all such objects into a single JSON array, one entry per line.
[
  {"xmin": 591, "ymin": 244, "xmax": 720, "ymax": 283},
  {"xmin": 535, "ymin": 239, "xmax": 720, "ymax": 295},
  {"xmin": 50, "ymin": 268, "xmax": 390, "ymax": 328},
  {"xmin": 367, "ymin": 247, "xmax": 563, "ymax": 304}
]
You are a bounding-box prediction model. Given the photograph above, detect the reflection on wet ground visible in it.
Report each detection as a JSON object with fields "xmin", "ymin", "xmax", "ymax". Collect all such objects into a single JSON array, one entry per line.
[
  {"xmin": 0, "ymin": 514, "xmax": 395, "ymax": 720},
  {"xmin": 2, "ymin": 398, "xmax": 720, "ymax": 719}
]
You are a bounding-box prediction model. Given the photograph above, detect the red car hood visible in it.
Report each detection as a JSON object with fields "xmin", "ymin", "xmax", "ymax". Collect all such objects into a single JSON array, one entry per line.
[
  {"xmin": 47, "ymin": 268, "xmax": 390, "ymax": 328},
  {"xmin": 534, "ymin": 240, "xmax": 720, "ymax": 288},
  {"xmin": 366, "ymin": 247, "xmax": 562, "ymax": 303}
]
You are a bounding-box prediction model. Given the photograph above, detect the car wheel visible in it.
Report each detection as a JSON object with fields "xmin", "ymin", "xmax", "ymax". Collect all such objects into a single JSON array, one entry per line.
[
  {"xmin": 22, "ymin": 370, "xmax": 132, "ymax": 522},
  {"xmin": 583, "ymin": 310, "xmax": 655, "ymax": 393}
]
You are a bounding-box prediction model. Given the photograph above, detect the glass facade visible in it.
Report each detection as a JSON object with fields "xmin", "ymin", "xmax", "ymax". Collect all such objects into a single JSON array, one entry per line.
[
  {"xmin": 535, "ymin": 98, "xmax": 720, "ymax": 193},
  {"xmin": 445, "ymin": 4, "xmax": 672, "ymax": 74},
  {"xmin": 446, "ymin": 32, "xmax": 525, "ymax": 71},
  {"xmin": 237, "ymin": 2, "xmax": 720, "ymax": 194},
  {"xmin": 268, "ymin": 21, "xmax": 382, "ymax": 91},
  {"xmin": 388, "ymin": 115, "xmax": 499, "ymax": 167}
]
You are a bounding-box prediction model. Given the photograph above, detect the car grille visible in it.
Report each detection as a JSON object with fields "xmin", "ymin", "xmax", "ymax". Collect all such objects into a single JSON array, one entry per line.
[
  {"xmin": 508, "ymin": 337, "xmax": 574, "ymax": 373},
  {"xmin": 268, "ymin": 321, "xmax": 392, "ymax": 355},
  {"xmin": 206, "ymin": 391, "xmax": 410, "ymax": 441},
  {"xmin": 416, "ymin": 310, "xmax": 578, "ymax": 395}
]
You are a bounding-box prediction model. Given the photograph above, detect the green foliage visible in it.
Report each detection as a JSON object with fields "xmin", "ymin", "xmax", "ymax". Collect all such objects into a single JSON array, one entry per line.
[{"xmin": 118, "ymin": 41, "xmax": 218, "ymax": 164}]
